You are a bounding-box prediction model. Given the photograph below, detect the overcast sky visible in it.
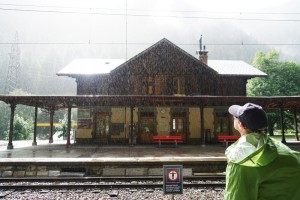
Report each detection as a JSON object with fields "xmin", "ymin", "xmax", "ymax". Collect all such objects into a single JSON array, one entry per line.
[{"xmin": 0, "ymin": 0, "xmax": 299, "ymax": 61}]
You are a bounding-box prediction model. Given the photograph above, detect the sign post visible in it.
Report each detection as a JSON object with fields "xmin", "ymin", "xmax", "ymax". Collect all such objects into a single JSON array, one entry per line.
[{"xmin": 163, "ymin": 165, "xmax": 183, "ymax": 197}]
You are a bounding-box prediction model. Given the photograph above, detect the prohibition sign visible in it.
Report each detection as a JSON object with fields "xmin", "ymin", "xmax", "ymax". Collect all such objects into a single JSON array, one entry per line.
[
  {"xmin": 167, "ymin": 169, "xmax": 179, "ymax": 182},
  {"xmin": 163, "ymin": 165, "xmax": 183, "ymax": 194}
]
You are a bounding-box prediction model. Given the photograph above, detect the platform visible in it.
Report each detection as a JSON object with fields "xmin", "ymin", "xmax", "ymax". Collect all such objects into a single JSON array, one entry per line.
[
  {"xmin": 0, "ymin": 140, "xmax": 226, "ymax": 162},
  {"xmin": 0, "ymin": 140, "xmax": 299, "ymax": 177},
  {"xmin": 1, "ymin": 139, "xmax": 299, "ymax": 161}
]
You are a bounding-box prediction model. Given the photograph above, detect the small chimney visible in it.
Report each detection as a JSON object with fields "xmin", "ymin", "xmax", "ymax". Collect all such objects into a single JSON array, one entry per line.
[{"xmin": 196, "ymin": 35, "xmax": 208, "ymax": 65}]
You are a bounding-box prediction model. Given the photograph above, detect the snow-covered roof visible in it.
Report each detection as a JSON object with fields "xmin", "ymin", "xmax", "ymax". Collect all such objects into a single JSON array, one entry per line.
[
  {"xmin": 208, "ymin": 60, "xmax": 267, "ymax": 76},
  {"xmin": 57, "ymin": 59, "xmax": 125, "ymax": 76}
]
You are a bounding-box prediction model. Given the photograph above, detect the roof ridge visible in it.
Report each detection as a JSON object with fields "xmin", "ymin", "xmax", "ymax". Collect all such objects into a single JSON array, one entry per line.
[{"xmin": 111, "ymin": 38, "xmax": 217, "ymax": 74}]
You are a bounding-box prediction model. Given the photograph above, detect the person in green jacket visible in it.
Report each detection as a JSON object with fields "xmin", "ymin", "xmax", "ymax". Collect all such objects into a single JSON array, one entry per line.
[{"xmin": 225, "ymin": 103, "xmax": 300, "ymax": 200}]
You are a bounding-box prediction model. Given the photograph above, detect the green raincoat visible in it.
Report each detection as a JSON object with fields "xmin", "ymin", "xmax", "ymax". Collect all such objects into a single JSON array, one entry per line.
[{"xmin": 224, "ymin": 133, "xmax": 300, "ymax": 200}]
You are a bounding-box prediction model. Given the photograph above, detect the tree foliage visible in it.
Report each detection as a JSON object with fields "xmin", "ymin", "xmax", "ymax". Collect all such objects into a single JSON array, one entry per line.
[
  {"xmin": 247, "ymin": 50, "xmax": 300, "ymax": 135},
  {"xmin": 3, "ymin": 114, "xmax": 33, "ymax": 140},
  {"xmin": 55, "ymin": 114, "xmax": 68, "ymax": 139},
  {"xmin": 0, "ymin": 102, "xmax": 10, "ymax": 139},
  {"xmin": 0, "ymin": 89, "xmax": 33, "ymax": 139},
  {"xmin": 247, "ymin": 50, "xmax": 300, "ymax": 96}
]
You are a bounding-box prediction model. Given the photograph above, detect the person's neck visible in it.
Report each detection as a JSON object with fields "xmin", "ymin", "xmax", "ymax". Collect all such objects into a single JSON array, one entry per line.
[{"xmin": 239, "ymin": 129, "xmax": 249, "ymax": 136}]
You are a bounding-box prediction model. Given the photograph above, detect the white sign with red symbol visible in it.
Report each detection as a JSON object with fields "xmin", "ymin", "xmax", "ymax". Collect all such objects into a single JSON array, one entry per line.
[
  {"xmin": 167, "ymin": 169, "xmax": 179, "ymax": 182},
  {"xmin": 163, "ymin": 165, "xmax": 183, "ymax": 194}
]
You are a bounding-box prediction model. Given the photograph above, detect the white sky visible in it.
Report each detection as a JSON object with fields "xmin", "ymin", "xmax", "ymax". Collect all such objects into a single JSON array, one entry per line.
[
  {"xmin": 0, "ymin": 0, "xmax": 299, "ymax": 60},
  {"xmin": 1, "ymin": 0, "xmax": 293, "ymax": 12},
  {"xmin": 45, "ymin": 0, "xmax": 292, "ymax": 11},
  {"xmin": 1, "ymin": 0, "xmax": 299, "ymax": 95}
]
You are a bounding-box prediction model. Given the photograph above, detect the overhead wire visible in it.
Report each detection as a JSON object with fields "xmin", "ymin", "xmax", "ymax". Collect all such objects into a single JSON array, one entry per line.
[
  {"xmin": 0, "ymin": 3, "xmax": 300, "ymax": 46},
  {"xmin": 0, "ymin": 5, "xmax": 300, "ymax": 22},
  {"xmin": 1, "ymin": 2, "xmax": 300, "ymax": 15},
  {"xmin": 0, "ymin": 42, "xmax": 300, "ymax": 46}
]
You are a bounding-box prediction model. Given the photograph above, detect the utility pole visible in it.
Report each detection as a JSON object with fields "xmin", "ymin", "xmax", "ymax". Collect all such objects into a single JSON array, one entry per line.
[{"xmin": 5, "ymin": 31, "xmax": 21, "ymax": 95}]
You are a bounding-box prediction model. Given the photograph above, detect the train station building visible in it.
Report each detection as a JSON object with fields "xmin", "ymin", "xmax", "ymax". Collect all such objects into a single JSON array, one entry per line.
[
  {"xmin": 1, "ymin": 38, "xmax": 300, "ymax": 148},
  {"xmin": 56, "ymin": 38, "xmax": 268, "ymax": 145}
]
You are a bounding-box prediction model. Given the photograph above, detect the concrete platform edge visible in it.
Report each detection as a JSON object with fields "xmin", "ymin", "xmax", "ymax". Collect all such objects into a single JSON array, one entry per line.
[{"xmin": 0, "ymin": 156, "xmax": 227, "ymax": 163}]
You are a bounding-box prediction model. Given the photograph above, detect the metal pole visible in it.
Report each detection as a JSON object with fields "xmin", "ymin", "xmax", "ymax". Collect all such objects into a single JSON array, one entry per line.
[
  {"xmin": 130, "ymin": 106, "xmax": 134, "ymax": 146},
  {"xmin": 7, "ymin": 103, "xmax": 16, "ymax": 149},
  {"xmin": 293, "ymin": 110, "xmax": 299, "ymax": 141},
  {"xmin": 200, "ymin": 104, "xmax": 205, "ymax": 146},
  {"xmin": 66, "ymin": 106, "xmax": 72, "ymax": 147},
  {"xmin": 32, "ymin": 106, "xmax": 38, "ymax": 146},
  {"xmin": 49, "ymin": 109, "xmax": 54, "ymax": 143},
  {"xmin": 280, "ymin": 106, "xmax": 286, "ymax": 144}
]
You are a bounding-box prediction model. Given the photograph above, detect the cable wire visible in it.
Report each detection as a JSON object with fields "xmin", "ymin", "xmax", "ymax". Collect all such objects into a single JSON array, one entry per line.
[
  {"xmin": 1, "ymin": 3, "xmax": 300, "ymax": 15},
  {"xmin": 0, "ymin": 42, "xmax": 300, "ymax": 46},
  {"xmin": 0, "ymin": 7, "xmax": 300, "ymax": 22}
]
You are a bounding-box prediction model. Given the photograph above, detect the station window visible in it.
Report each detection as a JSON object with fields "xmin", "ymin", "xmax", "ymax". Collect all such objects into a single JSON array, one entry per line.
[
  {"xmin": 172, "ymin": 113, "xmax": 187, "ymax": 133},
  {"xmin": 95, "ymin": 112, "xmax": 110, "ymax": 136},
  {"xmin": 77, "ymin": 108, "xmax": 91, "ymax": 129},
  {"xmin": 215, "ymin": 113, "xmax": 231, "ymax": 134},
  {"xmin": 140, "ymin": 112, "xmax": 155, "ymax": 133},
  {"xmin": 142, "ymin": 77, "xmax": 155, "ymax": 95},
  {"xmin": 98, "ymin": 79, "xmax": 108, "ymax": 95},
  {"xmin": 173, "ymin": 77, "xmax": 185, "ymax": 95}
]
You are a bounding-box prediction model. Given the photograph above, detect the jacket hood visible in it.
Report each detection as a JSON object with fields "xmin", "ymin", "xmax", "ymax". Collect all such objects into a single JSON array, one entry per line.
[{"xmin": 225, "ymin": 133, "xmax": 278, "ymax": 167}]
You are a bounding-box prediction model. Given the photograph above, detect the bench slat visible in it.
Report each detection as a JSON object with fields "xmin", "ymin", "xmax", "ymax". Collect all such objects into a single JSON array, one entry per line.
[
  {"xmin": 217, "ymin": 135, "xmax": 240, "ymax": 147},
  {"xmin": 152, "ymin": 135, "xmax": 183, "ymax": 147},
  {"xmin": 218, "ymin": 136, "xmax": 240, "ymax": 140},
  {"xmin": 153, "ymin": 136, "xmax": 182, "ymax": 139},
  {"xmin": 153, "ymin": 140, "xmax": 183, "ymax": 143}
]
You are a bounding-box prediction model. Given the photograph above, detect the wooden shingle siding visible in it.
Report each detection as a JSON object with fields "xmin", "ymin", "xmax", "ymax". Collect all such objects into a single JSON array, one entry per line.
[
  {"xmin": 108, "ymin": 39, "xmax": 219, "ymax": 96},
  {"xmin": 75, "ymin": 39, "xmax": 257, "ymax": 97}
]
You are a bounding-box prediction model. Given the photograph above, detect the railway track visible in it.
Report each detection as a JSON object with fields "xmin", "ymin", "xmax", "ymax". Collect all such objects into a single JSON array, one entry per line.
[{"xmin": 0, "ymin": 175, "xmax": 225, "ymax": 190}]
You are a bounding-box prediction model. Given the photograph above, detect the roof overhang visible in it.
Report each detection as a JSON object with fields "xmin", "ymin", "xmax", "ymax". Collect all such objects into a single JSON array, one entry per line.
[
  {"xmin": 57, "ymin": 59, "xmax": 125, "ymax": 78},
  {"xmin": 0, "ymin": 95, "xmax": 299, "ymax": 111},
  {"xmin": 208, "ymin": 60, "xmax": 267, "ymax": 77}
]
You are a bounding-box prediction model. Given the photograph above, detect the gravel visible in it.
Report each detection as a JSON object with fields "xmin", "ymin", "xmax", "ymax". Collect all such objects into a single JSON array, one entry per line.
[{"xmin": 1, "ymin": 188, "xmax": 224, "ymax": 199}]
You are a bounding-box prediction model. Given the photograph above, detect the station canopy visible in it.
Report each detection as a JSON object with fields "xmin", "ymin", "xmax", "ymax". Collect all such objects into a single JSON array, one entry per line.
[{"xmin": 0, "ymin": 95, "xmax": 299, "ymax": 111}]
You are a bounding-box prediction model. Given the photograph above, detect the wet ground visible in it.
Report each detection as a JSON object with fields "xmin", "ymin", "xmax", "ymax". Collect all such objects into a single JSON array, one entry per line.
[
  {"xmin": 0, "ymin": 140, "xmax": 226, "ymax": 160},
  {"xmin": 0, "ymin": 139, "xmax": 299, "ymax": 161}
]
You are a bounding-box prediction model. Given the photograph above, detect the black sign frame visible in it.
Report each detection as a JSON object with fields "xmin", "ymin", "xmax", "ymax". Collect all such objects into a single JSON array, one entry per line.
[{"xmin": 163, "ymin": 165, "xmax": 183, "ymax": 194}]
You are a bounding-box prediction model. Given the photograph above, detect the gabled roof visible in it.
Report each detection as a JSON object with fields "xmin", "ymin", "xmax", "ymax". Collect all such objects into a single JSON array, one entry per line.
[
  {"xmin": 57, "ymin": 59, "xmax": 125, "ymax": 77},
  {"xmin": 208, "ymin": 60, "xmax": 267, "ymax": 77},
  {"xmin": 111, "ymin": 38, "xmax": 217, "ymax": 74},
  {"xmin": 56, "ymin": 38, "xmax": 266, "ymax": 78}
]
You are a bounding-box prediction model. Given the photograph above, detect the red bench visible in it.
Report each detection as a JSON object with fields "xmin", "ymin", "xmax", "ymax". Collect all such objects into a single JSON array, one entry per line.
[
  {"xmin": 218, "ymin": 135, "xmax": 240, "ymax": 147},
  {"xmin": 153, "ymin": 135, "xmax": 183, "ymax": 147}
]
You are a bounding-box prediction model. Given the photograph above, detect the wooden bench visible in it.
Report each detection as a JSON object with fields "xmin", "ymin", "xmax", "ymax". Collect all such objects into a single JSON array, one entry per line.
[
  {"xmin": 153, "ymin": 135, "xmax": 183, "ymax": 147},
  {"xmin": 218, "ymin": 135, "xmax": 240, "ymax": 147}
]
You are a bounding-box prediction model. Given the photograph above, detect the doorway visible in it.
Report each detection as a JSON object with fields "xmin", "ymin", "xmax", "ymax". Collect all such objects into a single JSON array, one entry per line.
[{"xmin": 94, "ymin": 112, "xmax": 110, "ymax": 144}]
